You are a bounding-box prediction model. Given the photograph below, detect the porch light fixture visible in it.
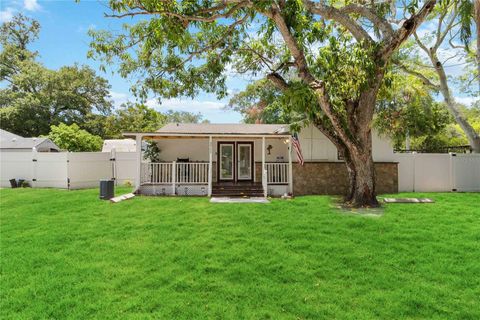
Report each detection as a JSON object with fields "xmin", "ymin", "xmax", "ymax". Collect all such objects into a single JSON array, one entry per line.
[{"xmin": 283, "ymin": 138, "xmax": 290, "ymax": 144}]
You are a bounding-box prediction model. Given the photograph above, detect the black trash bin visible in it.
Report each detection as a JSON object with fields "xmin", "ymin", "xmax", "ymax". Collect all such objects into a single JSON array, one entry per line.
[
  {"xmin": 99, "ymin": 179, "xmax": 114, "ymax": 200},
  {"xmin": 9, "ymin": 179, "xmax": 17, "ymax": 188}
]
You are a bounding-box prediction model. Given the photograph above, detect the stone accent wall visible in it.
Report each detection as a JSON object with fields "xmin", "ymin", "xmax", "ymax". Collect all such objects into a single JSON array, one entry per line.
[
  {"xmin": 292, "ymin": 162, "xmax": 398, "ymax": 195},
  {"xmin": 215, "ymin": 161, "xmax": 397, "ymax": 195}
]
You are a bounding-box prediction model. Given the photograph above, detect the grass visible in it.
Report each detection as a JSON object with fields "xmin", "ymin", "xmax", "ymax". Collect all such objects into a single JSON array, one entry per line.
[{"xmin": 1, "ymin": 188, "xmax": 479, "ymax": 319}]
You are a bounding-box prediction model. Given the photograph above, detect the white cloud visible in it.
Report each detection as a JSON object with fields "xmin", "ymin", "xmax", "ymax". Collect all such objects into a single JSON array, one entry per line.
[
  {"xmin": 24, "ymin": 0, "xmax": 41, "ymax": 11},
  {"xmin": 146, "ymin": 97, "xmax": 225, "ymax": 112},
  {"xmin": 0, "ymin": 7, "xmax": 15, "ymax": 23},
  {"xmin": 110, "ymin": 91, "xmax": 130, "ymax": 107},
  {"xmin": 455, "ymin": 96, "xmax": 477, "ymax": 106}
]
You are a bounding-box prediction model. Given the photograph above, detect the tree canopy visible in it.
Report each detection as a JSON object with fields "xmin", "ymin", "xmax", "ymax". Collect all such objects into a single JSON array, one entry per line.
[
  {"xmin": 394, "ymin": 0, "xmax": 479, "ymax": 152},
  {"xmin": 0, "ymin": 14, "xmax": 113, "ymax": 137},
  {"xmin": 47, "ymin": 123, "xmax": 103, "ymax": 152},
  {"xmin": 89, "ymin": 0, "xmax": 439, "ymax": 206}
]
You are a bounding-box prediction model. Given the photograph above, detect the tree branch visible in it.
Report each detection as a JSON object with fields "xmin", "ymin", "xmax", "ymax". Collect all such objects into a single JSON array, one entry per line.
[
  {"xmin": 302, "ymin": 0, "xmax": 373, "ymax": 42},
  {"xmin": 105, "ymin": 1, "xmax": 250, "ymax": 24},
  {"xmin": 339, "ymin": 4, "xmax": 393, "ymax": 38},
  {"xmin": 267, "ymin": 72, "xmax": 289, "ymax": 90},
  {"xmin": 394, "ymin": 60, "xmax": 440, "ymax": 90},
  {"xmin": 378, "ymin": 0, "xmax": 437, "ymax": 61},
  {"xmin": 262, "ymin": 5, "xmax": 356, "ymax": 149}
]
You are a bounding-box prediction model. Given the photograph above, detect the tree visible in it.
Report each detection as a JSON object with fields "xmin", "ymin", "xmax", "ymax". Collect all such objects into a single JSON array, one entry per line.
[
  {"xmin": 0, "ymin": 14, "xmax": 112, "ymax": 137},
  {"xmin": 164, "ymin": 110, "xmax": 210, "ymax": 123},
  {"xmin": 374, "ymin": 68, "xmax": 451, "ymax": 149},
  {"xmin": 395, "ymin": 0, "xmax": 479, "ymax": 152},
  {"xmin": 89, "ymin": 0, "xmax": 437, "ymax": 207},
  {"xmin": 227, "ymin": 79, "xmax": 292, "ymax": 124},
  {"xmin": 83, "ymin": 102, "xmax": 168, "ymax": 139},
  {"xmin": 144, "ymin": 141, "xmax": 161, "ymax": 162},
  {"xmin": 47, "ymin": 123, "xmax": 103, "ymax": 152},
  {"xmin": 0, "ymin": 13, "xmax": 39, "ymax": 81},
  {"xmin": 110, "ymin": 103, "xmax": 167, "ymax": 136}
]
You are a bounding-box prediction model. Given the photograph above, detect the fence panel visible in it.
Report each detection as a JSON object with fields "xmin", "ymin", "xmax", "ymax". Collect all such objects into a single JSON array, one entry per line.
[
  {"xmin": 395, "ymin": 153, "xmax": 480, "ymax": 192},
  {"xmin": 452, "ymin": 154, "xmax": 480, "ymax": 192},
  {"xmin": 114, "ymin": 152, "xmax": 136, "ymax": 185},
  {"xmin": 35, "ymin": 153, "xmax": 69, "ymax": 188},
  {"xmin": 0, "ymin": 152, "xmax": 33, "ymax": 187},
  {"xmin": 414, "ymin": 154, "xmax": 452, "ymax": 192},
  {"xmin": 67, "ymin": 152, "xmax": 111, "ymax": 189},
  {"xmin": 395, "ymin": 153, "xmax": 415, "ymax": 192}
]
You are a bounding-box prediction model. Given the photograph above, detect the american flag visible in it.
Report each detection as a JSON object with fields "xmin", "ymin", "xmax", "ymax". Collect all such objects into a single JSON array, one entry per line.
[{"xmin": 291, "ymin": 133, "xmax": 304, "ymax": 165}]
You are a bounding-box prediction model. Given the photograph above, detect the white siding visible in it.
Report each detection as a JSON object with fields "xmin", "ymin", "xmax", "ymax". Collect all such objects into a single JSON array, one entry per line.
[
  {"xmin": 154, "ymin": 137, "xmax": 289, "ymax": 163},
  {"xmin": 297, "ymin": 125, "xmax": 395, "ymax": 162}
]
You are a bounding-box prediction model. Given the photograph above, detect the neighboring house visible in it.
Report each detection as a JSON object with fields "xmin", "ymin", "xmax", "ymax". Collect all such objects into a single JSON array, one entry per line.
[
  {"xmin": 0, "ymin": 129, "xmax": 60, "ymax": 152},
  {"xmin": 102, "ymin": 139, "xmax": 136, "ymax": 152},
  {"xmin": 124, "ymin": 123, "xmax": 398, "ymax": 197}
]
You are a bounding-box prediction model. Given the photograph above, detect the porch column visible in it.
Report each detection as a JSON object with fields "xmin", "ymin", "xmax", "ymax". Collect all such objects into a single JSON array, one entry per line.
[
  {"xmin": 262, "ymin": 137, "xmax": 266, "ymax": 197},
  {"xmin": 288, "ymin": 137, "xmax": 293, "ymax": 194},
  {"xmin": 134, "ymin": 134, "xmax": 142, "ymax": 192},
  {"xmin": 171, "ymin": 161, "xmax": 176, "ymax": 195},
  {"xmin": 208, "ymin": 136, "xmax": 213, "ymax": 196}
]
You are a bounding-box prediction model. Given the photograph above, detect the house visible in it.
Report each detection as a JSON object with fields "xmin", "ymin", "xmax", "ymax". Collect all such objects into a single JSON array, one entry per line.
[
  {"xmin": 102, "ymin": 139, "xmax": 136, "ymax": 152},
  {"xmin": 124, "ymin": 123, "xmax": 398, "ymax": 197},
  {"xmin": 0, "ymin": 129, "xmax": 60, "ymax": 152}
]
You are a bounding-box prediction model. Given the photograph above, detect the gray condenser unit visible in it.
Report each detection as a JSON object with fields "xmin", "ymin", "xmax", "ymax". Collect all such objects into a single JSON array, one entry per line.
[{"xmin": 99, "ymin": 179, "xmax": 114, "ymax": 200}]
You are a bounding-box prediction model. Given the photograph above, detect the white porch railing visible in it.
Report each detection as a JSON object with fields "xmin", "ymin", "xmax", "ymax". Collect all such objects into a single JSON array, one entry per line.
[
  {"xmin": 176, "ymin": 162, "xmax": 209, "ymax": 184},
  {"xmin": 266, "ymin": 162, "xmax": 289, "ymax": 184},
  {"xmin": 141, "ymin": 162, "xmax": 173, "ymax": 184},
  {"xmin": 141, "ymin": 162, "xmax": 209, "ymax": 184}
]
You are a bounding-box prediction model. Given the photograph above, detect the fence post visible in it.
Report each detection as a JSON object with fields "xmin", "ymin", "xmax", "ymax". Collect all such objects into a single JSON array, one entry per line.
[
  {"xmin": 31, "ymin": 147, "xmax": 38, "ymax": 188},
  {"xmin": 450, "ymin": 153, "xmax": 456, "ymax": 191},
  {"xmin": 171, "ymin": 161, "xmax": 176, "ymax": 195},
  {"xmin": 135, "ymin": 135, "xmax": 142, "ymax": 192},
  {"xmin": 412, "ymin": 151, "xmax": 416, "ymax": 192},
  {"xmin": 110, "ymin": 147, "xmax": 117, "ymax": 185}
]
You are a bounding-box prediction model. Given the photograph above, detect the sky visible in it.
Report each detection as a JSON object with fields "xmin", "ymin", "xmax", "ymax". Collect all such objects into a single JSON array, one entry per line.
[
  {"xmin": 0, "ymin": 0, "xmax": 476, "ymax": 123},
  {"xmin": 0, "ymin": 0, "xmax": 247, "ymax": 122}
]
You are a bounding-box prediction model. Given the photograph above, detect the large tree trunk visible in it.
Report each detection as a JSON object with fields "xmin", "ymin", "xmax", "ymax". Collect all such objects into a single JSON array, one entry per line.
[
  {"xmin": 311, "ymin": 70, "xmax": 383, "ymax": 207},
  {"xmin": 315, "ymin": 118, "xmax": 379, "ymax": 208},
  {"xmin": 347, "ymin": 148, "xmax": 378, "ymax": 207}
]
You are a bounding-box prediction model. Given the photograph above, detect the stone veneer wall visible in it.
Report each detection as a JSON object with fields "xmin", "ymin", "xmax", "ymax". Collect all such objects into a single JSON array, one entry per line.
[
  {"xmin": 214, "ymin": 161, "xmax": 397, "ymax": 195},
  {"xmin": 292, "ymin": 162, "xmax": 398, "ymax": 195}
]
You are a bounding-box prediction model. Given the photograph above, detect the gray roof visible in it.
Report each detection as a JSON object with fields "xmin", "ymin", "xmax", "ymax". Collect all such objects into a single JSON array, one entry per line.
[
  {"xmin": 156, "ymin": 123, "xmax": 290, "ymax": 135},
  {"xmin": 0, "ymin": 129, "xmax": 22, "ymax": 141},
  {"xmin": 0, "ymin": 129, "xmax": 60, "ymax": 150}
]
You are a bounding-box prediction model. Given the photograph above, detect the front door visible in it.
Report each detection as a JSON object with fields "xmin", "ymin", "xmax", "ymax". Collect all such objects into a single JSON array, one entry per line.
[
  {"xmin": 218, "ymin": 142, "xmax": 234, "ymax": 181},
  {"xmin": 237, "ymin": 142, "xmax": 253, "ymax": 181},
  {"xmin": 217, "ymin": 142, "xmax": 254, "ymax": 182}
]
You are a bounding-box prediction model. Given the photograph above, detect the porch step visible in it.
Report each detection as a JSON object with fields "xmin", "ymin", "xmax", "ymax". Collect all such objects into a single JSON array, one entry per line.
[{"xmin": 212, "ymin": 183, "xmax": 264, "ymax": 197}]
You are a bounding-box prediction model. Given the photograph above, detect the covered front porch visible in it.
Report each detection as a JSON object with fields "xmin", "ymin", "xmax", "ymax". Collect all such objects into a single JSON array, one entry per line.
[{"xmin": 127, "ymin": 131, "xmax": 294, "ymax": 197}]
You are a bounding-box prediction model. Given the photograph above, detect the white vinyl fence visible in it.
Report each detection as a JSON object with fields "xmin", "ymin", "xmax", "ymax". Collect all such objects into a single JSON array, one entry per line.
[
  {"xmin": 1, "ymin": 149, "xmax": 479, "ymax": 193},
  {"xmin": 395, "ymin": 153, "xmax": 480, "ymax": 192},
  {"xmin": 0, "ymin": 150, "xmax": 136, "ymax": 189}
]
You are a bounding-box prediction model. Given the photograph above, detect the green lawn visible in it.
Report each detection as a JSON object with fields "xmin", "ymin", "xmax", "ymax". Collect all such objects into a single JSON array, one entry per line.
[{"xmin": 1, "ymin": 189, "xmax": 479, "ymax": 319}]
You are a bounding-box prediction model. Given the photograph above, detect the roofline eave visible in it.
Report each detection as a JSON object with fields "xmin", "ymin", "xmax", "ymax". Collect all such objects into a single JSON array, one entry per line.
[{"xmin": 122, "ymin": 132, "xmax": 291, "ymax": 139}]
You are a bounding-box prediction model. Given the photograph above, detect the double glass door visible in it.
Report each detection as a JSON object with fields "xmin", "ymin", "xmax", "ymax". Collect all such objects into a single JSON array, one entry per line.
[{"xmin": 218, "ymin": 142, "xmax": 253, "ymax": 181}]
